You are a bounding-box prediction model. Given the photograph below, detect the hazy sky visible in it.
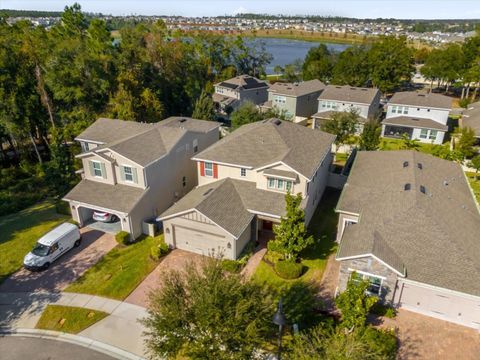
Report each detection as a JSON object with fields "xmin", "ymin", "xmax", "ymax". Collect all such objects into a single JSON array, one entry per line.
[{"xmin": 2, "ymin": 0, "xmax": 480, "ymax": 19}]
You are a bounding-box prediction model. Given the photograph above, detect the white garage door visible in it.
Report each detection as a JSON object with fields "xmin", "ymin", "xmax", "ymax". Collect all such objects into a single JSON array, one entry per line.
[
  {"xmin": 173, "ymin": 225, "xmax": 227, "ymax": 257},
  {"xmin": 398, "ymin": 281, "xmax": 480, "ymax": 329}
]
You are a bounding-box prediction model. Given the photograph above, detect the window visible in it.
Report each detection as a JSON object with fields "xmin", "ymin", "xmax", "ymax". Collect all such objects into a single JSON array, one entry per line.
[
  {"xmin": 274, "ymin": 95, "xmax": 286, "ymax": 104},
  {"xmin": 429, "ymin": 130, "xmax": 437, "ymax": 140},
  {"xmin": 286, "ymin": 181, "xmax": 292, "ymax": 192},
  {"xmin": 277, "ymin": 179, "xmax": 284, "ymax": 190},
  {"xmin": 204, "ymin": 162, "xmax": 213, "ymax": 177},
  {"xmin": 419, "ymin": 128, "xmax": 429, "ymax": 139},
  {"xmin": 82, "ymin": 142, "xmax": 90, "ymax": 152},
  {"xmin": 92, "ymin": 161, "xmax": 103, "ymax": 177},
  {"xmin": 268, "ymin": 177, "xmax": 276, "ymax": 189},
  {"xmin": 350, "ymin": 271, "xmax": 383, "ymax": 296},
  {"xmin": 49, "ymin": 243, "xmax": 59, "ymax": 254},
  {"xmin": 193, "ymin": 139, "xmax": 198, "ymax": 153},
  {"xmin": 322, "ymin": 101, "xmax": 337, "ymax": 109},
  {"xmin": 123, "ymin": 166, "xmax": 134, "ymax": 182},
  {"xmin": 268, "ymin": 177, "xmax": 292, "ymax": 192},
  {"xmin": 182, "ymin": 176, "xmax": 186, "ymax": 187},
  {"xmin": 240, "ymin": 168, "xmax": 246, "ymax": 177},
  {"xmin": 391, "ymin": 105, "xmax": 408, "ymax": 115}
]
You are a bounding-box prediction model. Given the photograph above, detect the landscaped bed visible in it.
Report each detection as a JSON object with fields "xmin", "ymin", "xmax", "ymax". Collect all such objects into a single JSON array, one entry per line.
[
  {"xmin": 36, "ymin": 305, "xmax": 108, "ymax": 334},
  {"xmin": 65, "ymin": 235, "xmax": 165, "ymax": 300},
  {"xmin": 0, "ymin": 200, "xmax": 68, "ymax": 284}
]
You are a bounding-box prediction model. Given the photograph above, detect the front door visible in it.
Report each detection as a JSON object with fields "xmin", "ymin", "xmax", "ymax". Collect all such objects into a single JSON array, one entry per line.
[{"xmin": 263, "ymin": 220, "xmax": 273, "ymax": 231}]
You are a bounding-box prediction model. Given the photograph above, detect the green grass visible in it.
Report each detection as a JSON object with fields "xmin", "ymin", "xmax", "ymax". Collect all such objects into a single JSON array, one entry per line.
[
  {"xmin": 0, "ymin": 201, "xmax": 68, "ymax": 284},
  {"xmin": 36, "ymin": 305, "xmax": 108, "ymax": 334},
  {"xmin": 379, "ymin": 138, "xmax": 440, "ymax": 154},
  {"xmin": 65, "ymin": 235, "xmax": 164, "ymax": 300},
  {"xmin": 466, "ymin": 172, "xmax": 480, "ymax": 204},
  {"xmin": 252, "ymin": 189, "xmax": 339, "ymax": 291}
]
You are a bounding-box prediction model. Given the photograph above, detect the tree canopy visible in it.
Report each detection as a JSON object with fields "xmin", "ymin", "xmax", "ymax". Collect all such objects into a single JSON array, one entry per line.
[{"xmin": 320, "ymin": 110, "xmax": 359, "ymax": 146}]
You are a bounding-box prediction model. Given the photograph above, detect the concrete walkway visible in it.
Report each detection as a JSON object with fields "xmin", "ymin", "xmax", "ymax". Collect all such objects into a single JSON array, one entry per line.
[{"xmin": 0, "ymin": 292, "xmax": 148, "ymax": 358}]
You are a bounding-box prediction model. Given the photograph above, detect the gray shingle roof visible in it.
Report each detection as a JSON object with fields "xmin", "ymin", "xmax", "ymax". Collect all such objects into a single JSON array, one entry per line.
[
  {"xmin": 268, "ymin": 80, "xmax": 325, "ymax": 97},
  {"xmin": 336, "ymin": 151, "xmax": 480, "ymax": 296},
  {"xmin": 318, "ymin": 85, "xmax": 380, "ymax": 105},
  {"xmin": 76, "ymin": 118, "xmax": 155, "ymax": 144},
  {"xmin": 158, "ymin": 117, "xmax": 221, "ymax": 133},
  {"xmin": 63, "ymin": 179, "xmax": 147, "ymax": 214},
  {"xmin": 159, "ymin": 178, "xmax": 286, "ymax": 237},
  {"xmin": 215, "ymin": 75, "xmax": 268, "ymax": 90},
  {"xmin": 389, "ymin": 91, "xmax": 452, "ymax": 110},
  {"xmin": 194, "ymin": 119, "xmax": 335, "ymax": 179},
  {"xmin": 382, "ymin": 116, "xmax": 448, "ymax": 131},
  {"xmin": 461, "ymin": 101, "xmax": 480, "ymax": 137}
]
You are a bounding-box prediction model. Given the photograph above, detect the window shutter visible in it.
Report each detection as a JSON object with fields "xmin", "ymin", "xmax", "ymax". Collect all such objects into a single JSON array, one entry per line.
[
  {"xmin": 100, "ymin": 163, "xmax": 107, "ymax": 179},
  {"xmin": 88, "ymin": 161, "xmax": 95, "ymax": 177},
  {"xmin": 132, "ymin": 168, "xmax": 138, "ymax": 184},
  {"xmin": 119, "ymin": 166, "xmax": 126, "ymax": 181},
  {"xmin": 213, "ymin": 164, "xmax": 218, "ymax": 179},
  {"xmin": 200, "ymin": 162, "xmax": 205, "ymax": 176}
]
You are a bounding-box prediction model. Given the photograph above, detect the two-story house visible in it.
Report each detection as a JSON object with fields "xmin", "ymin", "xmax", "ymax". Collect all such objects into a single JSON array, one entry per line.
[
  {"xmin": 212, "ymin": 75, "xmax": 269, "ymax": 115},
  {"xmin": 381, "ymin": 91, "xmax": 452, "ymax": 144},
  {"xmin": 460, "ymin": 101, "xmax": 480, "ymax": 142},
  {"xmin": 158, "ymin": 119, "xmax": 335, "ymax": 259},
  {"xmin": 312, "ymin": 85, "xmax": 381, "ymax": 132},
  {"xmin": 63, "ymin": 117, "xmax": 220, "ymax": 239},
  {"xmin": 335, "ymin": 150, "xmax": 480, "ymax": 329},
  {"xmin": 260, "ymin": 80, "xmax": 325, "ymax": 122}
]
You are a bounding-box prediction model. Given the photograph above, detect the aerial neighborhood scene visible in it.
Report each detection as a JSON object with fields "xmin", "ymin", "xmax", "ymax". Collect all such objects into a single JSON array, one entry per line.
[{"xmin": 1, "ymin": 1, "xmax": 480, "ymax": 359}]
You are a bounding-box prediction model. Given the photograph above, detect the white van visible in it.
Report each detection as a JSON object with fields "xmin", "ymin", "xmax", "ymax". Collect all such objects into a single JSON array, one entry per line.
[{"xmin": 23, "ymin": 223, "xmax": 82, "ymax": 271}]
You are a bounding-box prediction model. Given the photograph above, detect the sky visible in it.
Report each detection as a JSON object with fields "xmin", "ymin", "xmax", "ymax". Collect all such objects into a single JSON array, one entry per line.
[{"xmin": 2, "ymin": 0, "xmax": 480, "ymax": 19}]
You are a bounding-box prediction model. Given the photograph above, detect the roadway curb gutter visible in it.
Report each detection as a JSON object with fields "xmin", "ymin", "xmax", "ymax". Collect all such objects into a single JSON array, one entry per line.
[{"xmin": 0, "ymin": 328, "xmax": 145, "ymax": 360}]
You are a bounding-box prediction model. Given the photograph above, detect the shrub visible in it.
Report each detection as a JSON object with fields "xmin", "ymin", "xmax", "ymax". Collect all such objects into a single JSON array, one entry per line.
[
  {"xmin": 274, "ymin": 260, "xmax": 303, "ymax": 279},
  {"xmin": 263, "ymin": 250, "xmax": 283, "ymax": 264},
  {"xmin": 361, "ymin": 327, "xmax": 398, "ymax": 359},
  {"xmin": 221, "ymin": 259, "xmax": 242, "ymax": 273},
  {"xmin": 370, "ymin": 302, "xmax": 397, "ymax": 318},
  {"xmin": 55, "ymin": 200, "xmax": 71, "ymax": 216},
  {"xmin": 150, "ymin": 239, "xmax": 169, "ymax": 261},
  {"xmin": 115, "ymin": 231, "xmax": 131, "ymax": 245},
  {"xmin": 459, "ymin": 98, "xmax": 471, "ymax": 109}
]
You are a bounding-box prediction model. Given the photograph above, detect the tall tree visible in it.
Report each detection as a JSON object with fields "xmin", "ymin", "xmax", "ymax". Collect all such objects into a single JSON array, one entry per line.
[
  {"xmin": 457, "ymin": 127, "xmax": 477, "ymax": 159},
  {"xmin": 230, "ymin": 101, "xmax": 264, "ymax": 130},
  {"xmin": 468, "ymin": 155, "xmax": 480, "ymax": 180},
  {"xmin": 320, "ymin": 110, "xmax": 359, "ymax": 147},
  {"xmin": 192, "ymin": 90, "xmax": 216, "ymax": 121},
  {"xmin": 359, "ymin": 120, "xmax": 381, "ymax": 151},
  {"xmin": 302, "ymin": 44, "xmax": 334, "ymax": 82},
  {"xmin": 331, "ymin": 45, "xmax": 370, "ymax": 87}
]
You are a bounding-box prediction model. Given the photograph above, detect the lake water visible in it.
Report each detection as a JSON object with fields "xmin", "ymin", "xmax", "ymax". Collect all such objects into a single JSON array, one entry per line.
[{"xmin": 251, "ymin": 37, "xmax": 349, "ymax": 74}]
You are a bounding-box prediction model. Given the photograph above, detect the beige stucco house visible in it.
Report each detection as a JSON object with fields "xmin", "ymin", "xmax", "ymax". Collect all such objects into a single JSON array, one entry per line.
[
  {"xmin": 63, "ymin": 117, "xmax": 220, "ymax": 239},
  {"xmin": 335, "ymin": 150, "xmax": 480, "ymax": 329},
  {"xmin": 158, "ymin": 118, "xmax": 335, "ymax": 259}
]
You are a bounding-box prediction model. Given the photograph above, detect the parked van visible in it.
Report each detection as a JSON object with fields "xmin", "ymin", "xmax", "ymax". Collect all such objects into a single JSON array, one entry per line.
[{"xmin": 23, "ymin": 223, "xmax": 81, "ymax": 271}]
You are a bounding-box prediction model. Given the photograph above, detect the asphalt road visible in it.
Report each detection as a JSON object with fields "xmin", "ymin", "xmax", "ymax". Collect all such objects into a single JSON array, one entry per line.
[{"xmin": 0, "ymin": 336, "xmax": 116, "ymax": 360}]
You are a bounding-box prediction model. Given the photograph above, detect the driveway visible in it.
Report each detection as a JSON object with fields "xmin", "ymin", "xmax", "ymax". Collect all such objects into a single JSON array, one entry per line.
[
  {"xmin": 84, "ymin": 219, "xmax": 122, "ymax": 235},
  {"xmin": 0, "ymin": 228, "xmax": 117, "ymax": 293},
  {"xmin": 124, "ymin": 249, "xmax": 204, "ymax": 307}
]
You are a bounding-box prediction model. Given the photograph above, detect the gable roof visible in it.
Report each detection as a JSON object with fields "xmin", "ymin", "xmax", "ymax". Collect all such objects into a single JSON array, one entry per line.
[
  {"xmin": 461, "ymin": 101, "xmax": 480, "ymax": 137},
  {"xmin": 76, "ymin": 118, "xmax": 220, "ymax": 166},
  {"xmin": 158, "ymin": 178, "xmax": 286, "ymax": 238},
  {"xmin": 193, "ymin": 119, "xmax": 335, "ymax": 179},
  {"xmin": 215, "ymin": 75, "xmax": 268, "ymax": 91},
  {"xmin": 388, "ymin": 91, "xmax": 452, "ymax": 110},
  {"xmin": 318, "ymin": 85, "xmax": 380, "ymax": 105},
  {"xmin": 268, "ymin": 80, "xmax": 325, "ymax": 97},
  {"xmin": 336, "ymin": 151, "xmax": 480, "ymax": 296}
]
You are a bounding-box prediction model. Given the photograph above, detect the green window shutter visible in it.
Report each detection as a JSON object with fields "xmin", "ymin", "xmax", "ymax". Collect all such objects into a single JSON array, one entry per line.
[
  {"xmin": 132, "ymin": 168, "xmax": 138, "ymax": 184},
  {"xmin": 100, "ymin": 163, "xmax": 107, "ymax": 179},
  {"xmin": 119, "ymin": 166, "xmax": 125, "ymax": 181},
  {"xmin": 88, "ymin": 161, "xmax": 95, "ymax": 177}
]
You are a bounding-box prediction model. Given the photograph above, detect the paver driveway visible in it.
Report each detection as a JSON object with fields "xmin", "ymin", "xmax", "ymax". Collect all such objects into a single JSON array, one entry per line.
[
  {"xmin": 0, "ymin": 228, "xmax": 116, "ymax": 293},
  {"xmin": 125, "ymin": 249, "xmax": 204, "ymax": 307}
]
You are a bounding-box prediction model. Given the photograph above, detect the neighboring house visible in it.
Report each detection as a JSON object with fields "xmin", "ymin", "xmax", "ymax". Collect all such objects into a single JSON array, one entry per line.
[
  {"xmin": 64, "ymin": 117, "xmax": 220, "ymax": 239},
  {"xmin": 312, "ymin": 85, "xmax": 381, "ymax": 132},
  {"xmin": 381, "ymin": 91, "xmax": 452, "ymax": 144},
  {"xmin": 212, "ymin": 75, "xmax": 269, "ymax": 115},
  {"xmin": 335, "ymin": 150, "xmax": 480, "ymax": 329},
  {"xmin": 158, "ymin": 119, "xmax": 335, "ymax": 259},
  {"xmin": 260, "ymin": 80, "xmax": 325, "ymax": 122},
  {"xmin": 460, "ymin": 101, "xmax": 480, "ymax": 142}
]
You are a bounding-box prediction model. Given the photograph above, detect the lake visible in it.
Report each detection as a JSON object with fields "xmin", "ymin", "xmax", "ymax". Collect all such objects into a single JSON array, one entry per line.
[{"xmin": 250, "ymin": 37, "xmax": 349, "ymax": 74}]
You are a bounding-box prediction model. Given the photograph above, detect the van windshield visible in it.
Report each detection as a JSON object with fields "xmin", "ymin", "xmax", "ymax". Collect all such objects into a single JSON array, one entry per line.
[{"xmin": 31, "ymin": 243, "xmax": 50, "ymax": 257}]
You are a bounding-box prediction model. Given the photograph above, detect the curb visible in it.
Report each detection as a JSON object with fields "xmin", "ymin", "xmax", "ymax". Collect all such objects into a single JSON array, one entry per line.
[{"xmin": 0, "ymin": 328, "xmax": 145, "ymax": 360}]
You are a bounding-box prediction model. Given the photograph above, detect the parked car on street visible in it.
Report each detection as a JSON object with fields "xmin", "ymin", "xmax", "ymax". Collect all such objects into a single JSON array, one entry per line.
[
  {"xmin": 23, "ymin": 223, "xmax": 81, "ymax": 271},
  {"xmin": 92, "ymin": 211, "xmax": 118, "ymax": 223}
]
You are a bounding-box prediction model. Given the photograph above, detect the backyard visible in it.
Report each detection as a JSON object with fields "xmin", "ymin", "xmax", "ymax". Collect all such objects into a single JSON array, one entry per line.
[
  {"xmin": 466, "ymin": 172, "xmax": 480, "ymax": 204},
  {"xmin": 0, "ymin": 200, "xmax": 68, "ymax": 284}
]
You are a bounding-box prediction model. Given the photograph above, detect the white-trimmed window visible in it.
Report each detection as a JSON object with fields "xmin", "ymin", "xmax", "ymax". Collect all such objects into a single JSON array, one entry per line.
[
  {"xmin": 350, "ymin": 271, "xmax": 383, "ymax": 296},
  {"xmin": 391, "ymin": 105, "xmax": 409, "ymax": 115},
  {"xmin": 92, "ymin": 161, "xmax": 103, "ymax": 178},
  {"xmin": 419, "ymin": 128, "xmax": 429, "ymax": 139},
  {"xmin": 123, "ymin": 166, "xmax": 134, "ymax": 182},
  {"xmin": 429, "ymin": 130, "xmax": 438, "ymax": 140},
  {"xmin": 267, "ymin": 177, "xmax": 293, "ymax": 192},
  {"xmin": 268, "ymin": 177, "xmax": 276, "ymax": 189},
  {"xmin": 240, "ymin": 168, "xmax": 246, "ymax": 177},
  {"xmin": 274, "ymin": 95, "xmax": 286, "ymax": 104},
  {"xmin": 204, "ymin": 162, "xmax": 213, "ymax": 177},
  {"xmin": 322, "ymin": 101, "xmax": 337, "ymax": 109},
  {"xmin": 419, "ymin": 129, "xmax": 437, "ymax": 141}
]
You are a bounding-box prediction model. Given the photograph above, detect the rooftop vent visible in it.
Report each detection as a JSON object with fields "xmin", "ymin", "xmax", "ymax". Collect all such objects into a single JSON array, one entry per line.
[
  {"xmin": 403, "ymin": 161, "xmax": 409, "ymax": 168},
  {"xmin": 273, "ymin": 119, "xmax": 282, "ymax": 126},
  {"xmin": 361, "ymin": 88, "xmax": 368, "ymax": 91},
  {"xmin": 443, "ymin": 180, "xmax": 449, "ymax": 186},
  {"xmin": 417, "ymin": 163, "xmax": 423, "ymax": 169},
  {"xmin": 335, "ymin": 86, "xmax": 342, "ymax": 89},
  {"xmin": 179, "ymin": 118, "xmax": 187, "ymax": 123},
  {"xmin": 417, "ymin": 94, "xmax": 426, "ymax": 97},
  {"xmin": 420, "ymin": 185, "xmax": 426, "ymax": 194},
  {"xmin": 203, "ymin": 188, "xmax": 214, "ymax": 196},
  {"xmin": 404, "ymin": 183, "xmax": 411, "ymax": 191}
]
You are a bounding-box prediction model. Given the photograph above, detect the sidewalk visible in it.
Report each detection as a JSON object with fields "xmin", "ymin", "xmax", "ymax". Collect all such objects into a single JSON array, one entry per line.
[{"xmin": 0, "ymin": 291, "xmax": 148, "ymax": 358}]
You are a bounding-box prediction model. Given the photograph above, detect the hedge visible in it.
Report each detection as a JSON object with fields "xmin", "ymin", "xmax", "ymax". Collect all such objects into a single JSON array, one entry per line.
[
  {"xmin": 115, "ymin": 231, "xmax": 131, "ymax": 245},
  {"xmin": 274, "ymin": 260, "xmax": 303, "ymax": 280},
  {"xmin": 150, "ymin": 240, "xmax": 169, "ymax": 261}
]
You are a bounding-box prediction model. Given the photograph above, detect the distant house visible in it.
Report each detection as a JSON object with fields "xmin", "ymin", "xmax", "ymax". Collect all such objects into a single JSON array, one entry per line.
[
  {"xmin": 64, "ymin": 117, "xmax": 220, "ymax": 239},
  {"xmin": 158, "ymin": 119, "xmax": 335, "ymax": 259},
  {"xmin": 312, "ymin": 85, "xmax": 382, "ymax": 132},
  {"xmin": 381, "ymin": 92, "xmax": 452, "ymax": 144},
  {"xmin": 335, "ymin": 150, "xmax": 480, "ymax": 329},
  {"xmin": 212, "ymin": 75, "xmax": 269, "ymax": 115},
  {"xmin": 260, "ymin": 80, "xmax": 325, "ymax": 122},
  {"xmin": 460, "ymin": 101, "xmax": 480, "ymax": 142}
]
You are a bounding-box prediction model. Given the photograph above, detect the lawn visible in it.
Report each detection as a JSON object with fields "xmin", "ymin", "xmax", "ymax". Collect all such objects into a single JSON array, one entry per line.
[
  {"xmin": 466, "ymin": 172, "xmax": 480, "ymax": 204},
  {"xmin": 252, "ymin": 188, "xmax": 339, "ymax": 291},
  {"xmin": 36, "ymin": 305, "xmax": 108, "ymax": 334},
  {"xmin": 379, "ymin": 138, "xmax": 440, "ymax": 154},
  {"xmin": 65, "ymin": 235, "xmax": 164, "ymax": 300},
  {"xmin": 0, "ymin": 201, "xmax": 68, "ymax": 284}
]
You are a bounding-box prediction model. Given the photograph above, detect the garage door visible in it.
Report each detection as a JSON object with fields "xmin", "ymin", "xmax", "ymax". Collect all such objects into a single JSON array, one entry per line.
[
  {"xmin": 398, "ymin": 281, "xmax": 480, "ymax": 329},
  {"xmin": 173, "ymin": 225, "xmax": 227, "ymax": 256}
]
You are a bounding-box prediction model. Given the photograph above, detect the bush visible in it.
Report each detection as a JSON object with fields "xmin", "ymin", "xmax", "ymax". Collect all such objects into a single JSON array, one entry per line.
[
  {"xmin": 459, "ymin": 97, "xmax": 471, "ymax": 109},
  {"xmin": 370, "ymin": 302, "xmax": 397, "ymax": 318},
  {"xmin": 55, "ymin": 200, "xmax": 71, "ymax": 215},
  {"xmin": 115, "ymin": 231, "xmax": 131, "ymax": 245},
  {"xmin": 274, "ymin": 260, "xmax": 303, "ymax": 279},
  {"xmin": 150, "ymin": 239, "xmax": 169, "ymax": 261},
  {"xmin": 361, "ymin": 327, "xmax": 398, "ymax": 359},
  {"xmin": 263, "ymin": 250, "xmax": 283, "ymax": 264},
  {"xmin": 220, "ymin": 259, "xmax": 242, "ymax": 273}
]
